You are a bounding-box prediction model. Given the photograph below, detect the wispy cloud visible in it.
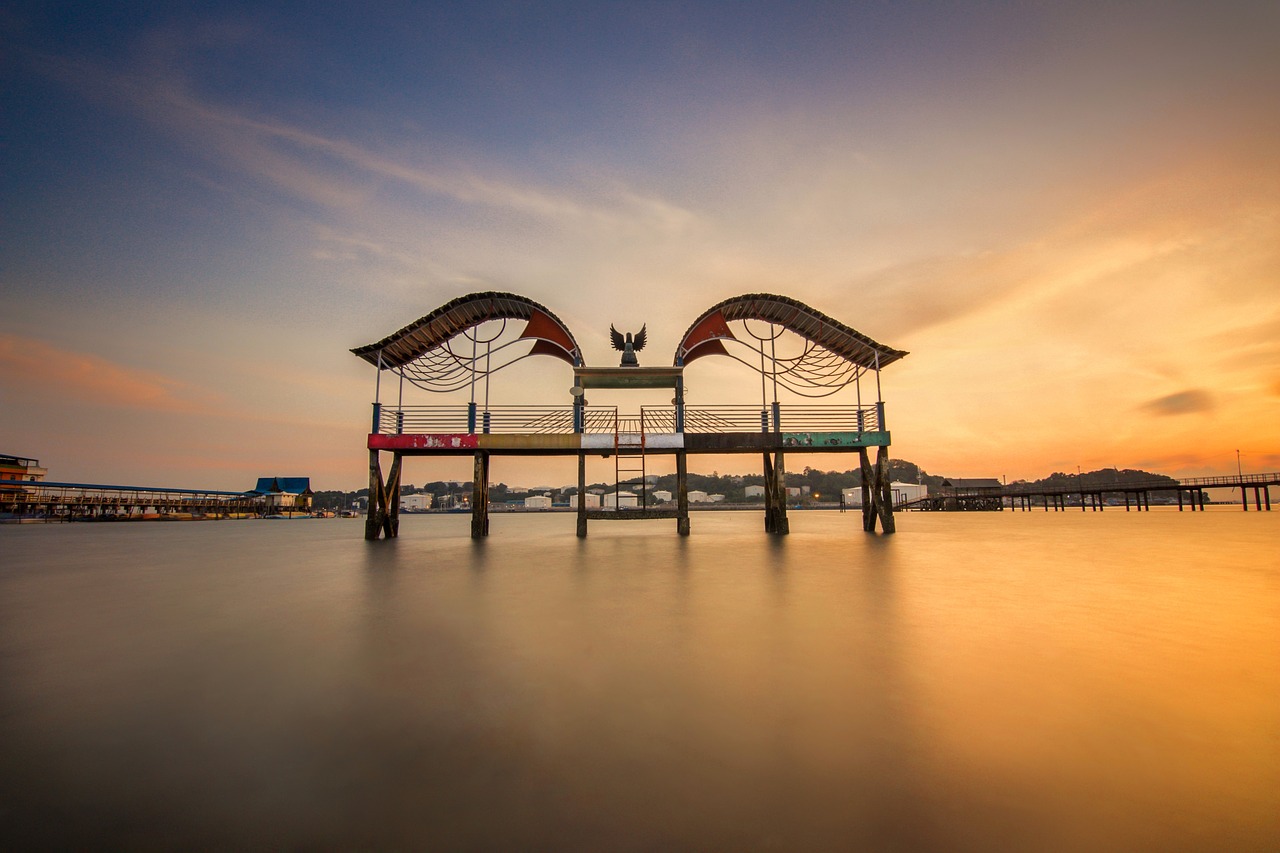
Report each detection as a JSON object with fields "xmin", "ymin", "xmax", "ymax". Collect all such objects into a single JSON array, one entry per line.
[
  {"xmin": 0, "ymin": 334, "xmax": 219, "ymax": 413},
  {"xmin": 1139, "ymin": 389, "xmax": 1215, "ymax": 416},
  {"xmin": 30, "ymin": 49, "xmax": 698, "ymax": 235}
]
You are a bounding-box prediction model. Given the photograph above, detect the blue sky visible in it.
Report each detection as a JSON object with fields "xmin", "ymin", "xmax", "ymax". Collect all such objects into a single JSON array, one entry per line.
[{"xmin": 3, "ymin": 1, "xmax": 1278, "ymax": 489}]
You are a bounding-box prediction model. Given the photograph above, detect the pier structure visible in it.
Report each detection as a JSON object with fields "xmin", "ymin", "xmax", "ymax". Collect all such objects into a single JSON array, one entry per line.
[
  {"xmin": 902, "ymin": 472, "xmax": 1278, "ymax": 512},
  {"xmin": 0, "ymin": 480, "xmax": 266, "ymax": 521},
  {"xmin": 352, "ymin": 292, "xmax": 907, "ymax": 540}
]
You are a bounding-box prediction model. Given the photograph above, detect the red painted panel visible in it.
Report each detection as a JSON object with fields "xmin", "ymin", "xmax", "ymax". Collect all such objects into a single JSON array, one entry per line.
[
  {"xmin": 680, "ymin": 310, "xmax": 736, "ymax": 362},
  {"xmin": 369, "ymin": 433, "xmax": 479, "ymax": 450},
  {"xmin": 519, "ymin": 309, "xmax": 577, "ymax": 362},
  {"xmin": 683, "ymin": 338, "xmax": 730, "ymax": 364},
  {"xmin": 528, "ymin": 339, "xmax": 576, "ymax": 364}
]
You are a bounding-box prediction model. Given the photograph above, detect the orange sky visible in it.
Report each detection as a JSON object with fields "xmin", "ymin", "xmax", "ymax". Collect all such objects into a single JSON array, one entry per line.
[{"xmin": 2, "ymin": 3, "xmax": 1277, "ymax": 490}]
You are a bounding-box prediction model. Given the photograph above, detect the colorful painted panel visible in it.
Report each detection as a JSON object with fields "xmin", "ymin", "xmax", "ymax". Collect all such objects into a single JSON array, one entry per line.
[
  {"xmin": 782, "ymin": 431, "xmax": 890, "ymax": 448},
  {"xmin": 369, "ymin": 433, "xmax": 479, "ymax": 450}
]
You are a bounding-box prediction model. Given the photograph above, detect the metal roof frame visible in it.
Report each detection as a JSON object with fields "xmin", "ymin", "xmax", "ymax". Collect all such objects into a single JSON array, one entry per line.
[
  {"xmin": 352, "ymin": 291, "xmax": 582, "ymax": 369},
  {"xmin": 675, "ymin": 293, "xmax": 907, "ymax": 370}
]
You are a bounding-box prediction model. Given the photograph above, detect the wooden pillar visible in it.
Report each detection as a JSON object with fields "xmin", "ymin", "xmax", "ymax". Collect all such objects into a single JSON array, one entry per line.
[
  {"xmin": 874, "ymin": 446, "xmax": 895, "ymax": 533},
  {"xmin": 576, "ymin": 452, "xmax": 588, "ymax": 538},
  {"xmin": 1254, "ymin": 487, "xmax": 1263, "ymax": 511},
  {"xmin": 676, "ymin": 450, "xmax": 690, "ymax": 536},
  {"xmin": 858, "ymin": 449, "xmax": 874, "ymax": 531},
  {"xmin": 858, "ymin": 447, "xmax": 893, "ymax": 533},
  {"xmin": 1241, "ymin": 486, "xmax": 1248, "ymax": 511},
  {"xmin": 764, "ymin": 452, "xmax": 776, "ymax": 532},
  {"xmin": 471, "ymin": 451, "xmax": 490, "ymax": 538},
  {"xmin": 382, "ymin": 453, "xmax": 402, "ymax": 539},
  {"xmin": 774, "ymin": 451, "xmax": 790, "ymax": 534},
  {"xmin": 365, "ymin": 450, "xmax": 402, "ymax": 540},
  {"xmin": 365, "ymin": 449, "xmax": 384, "ymax": 540},
  {"xmin": 763, "ymin": 451, "xmax": 789, "ymax": 534}
]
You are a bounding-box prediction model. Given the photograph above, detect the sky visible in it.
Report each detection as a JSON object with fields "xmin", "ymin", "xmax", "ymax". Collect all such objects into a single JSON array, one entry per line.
[{"xmin": 2, "ymin": 1, "xmax": 1278, "ymax": 491}]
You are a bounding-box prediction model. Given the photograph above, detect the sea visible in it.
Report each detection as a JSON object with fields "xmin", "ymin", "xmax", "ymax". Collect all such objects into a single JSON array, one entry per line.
[{"xmin": 1, "ymin": 509, "xmax": 1276, "ymax": 851}]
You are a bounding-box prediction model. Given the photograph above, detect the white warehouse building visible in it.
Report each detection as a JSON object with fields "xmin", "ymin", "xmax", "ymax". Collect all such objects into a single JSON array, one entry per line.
[
  {"xmin": 402, "ymin": 493, "xmax": 432, "ymax": 512},
  {"xmin": 842, "ymin": 482, "xmax": 928, "ymax": 507},
  {"xmin": 603, "ymin": 491, "xmax": 639, "ymax": 509}
]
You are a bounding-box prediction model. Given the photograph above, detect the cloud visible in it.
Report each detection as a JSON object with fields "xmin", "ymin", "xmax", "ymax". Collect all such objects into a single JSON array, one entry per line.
[
  {"xmin": 0, "ymin": 334, "xmax": 218, "ymax": 413},
  {"xmin": 30, "ymin": 49, "xmax": 698, "ymax": 235},
  {"xmin": 1139, "ymin": 389, "xmax": 1214, "ymax": 416}
]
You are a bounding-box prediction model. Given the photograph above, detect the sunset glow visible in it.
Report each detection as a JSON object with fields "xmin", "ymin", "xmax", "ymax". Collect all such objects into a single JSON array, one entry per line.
[{"xmin": 3, "ymin": 2, "xmax": 1276, "ymax": 488}]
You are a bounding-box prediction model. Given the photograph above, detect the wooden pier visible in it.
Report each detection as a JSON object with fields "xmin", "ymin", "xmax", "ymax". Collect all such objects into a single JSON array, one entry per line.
[
  {"xmin": 902, "ymin": 473, "xmax": 1278, "ymax": 513},
  {"xmin": 353, "ymin": 292, "xmax": 907, "ymax": 540},
  {"xmin": 0, "ymin": 480, "xmax": 266, "ymax": 521}
]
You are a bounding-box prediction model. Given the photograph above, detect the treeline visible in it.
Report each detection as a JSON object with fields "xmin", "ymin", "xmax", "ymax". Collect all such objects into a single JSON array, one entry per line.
[
  {"xmin": 310, "ymin": 463, "xmax": 1179, "ymax": 510},
  {"xmin": 311, "ymin": 458, "xmax": 942, "ymax": 510},
  {"xmin": 1014, "ymin": 468, "xmax": 1179, "ymax": 489}
]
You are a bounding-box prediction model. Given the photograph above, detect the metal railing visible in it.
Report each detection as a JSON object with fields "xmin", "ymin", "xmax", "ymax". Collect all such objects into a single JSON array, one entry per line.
[
  {"xmin": 950, "ymin": 471, "xmax": 1280, "ymax": 498},
  {"xmin": 1176, "ymin": 472, "xmax": 1280, "ymax": 487},
  {"xmin": 0, "ymin": 481, "xmax": 267, "ymax": 518},
  {"xmin": 377, "ymin": 405, "xmax": 620, "ymax": 434},
  {"xmin": 373, "ymin": 404, "xmax": 885, "ymax": 435}
]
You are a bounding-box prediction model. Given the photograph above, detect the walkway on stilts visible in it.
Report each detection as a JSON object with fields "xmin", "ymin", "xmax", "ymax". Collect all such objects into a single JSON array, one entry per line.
[
  {"xmin": 352, "ymin": 292, "xmax": 908, "ymax": 540},
  {"xmin": 902, "ymin": 472, "xmax": 1279, "ymax": 513}
]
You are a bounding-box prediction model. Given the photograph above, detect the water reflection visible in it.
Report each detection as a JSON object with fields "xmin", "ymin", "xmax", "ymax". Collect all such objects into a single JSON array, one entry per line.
[{"xmin": 0, "ymin": 511, "xmax": 1276, "ymax": 850}]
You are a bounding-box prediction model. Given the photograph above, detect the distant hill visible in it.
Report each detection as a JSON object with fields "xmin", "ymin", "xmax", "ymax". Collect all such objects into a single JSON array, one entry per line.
[
  {"xmin": 310, "ymin": 463, "xmax": 1182, "ymax": 509},
  {"xmin": 1015, "ymin": 468, "xmax": 1179, "ymax": 489}
]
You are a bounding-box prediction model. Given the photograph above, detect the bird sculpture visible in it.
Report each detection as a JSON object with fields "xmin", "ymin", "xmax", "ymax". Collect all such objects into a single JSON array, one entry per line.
[{"xmin": 610, "ymin": 323, "xmax": 647, "ymax": 367}]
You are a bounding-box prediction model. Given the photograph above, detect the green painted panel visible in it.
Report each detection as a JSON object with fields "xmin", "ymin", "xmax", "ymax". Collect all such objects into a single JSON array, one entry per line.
[{"xmin": 782, "ymin": 431, "xmax": 890, "ymax": 448}]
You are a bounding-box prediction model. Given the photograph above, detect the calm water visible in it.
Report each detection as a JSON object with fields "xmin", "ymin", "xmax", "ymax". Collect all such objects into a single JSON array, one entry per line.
[{"xmin": 1, "ymin": 510, "xmax": 1277, "ymax": 850}]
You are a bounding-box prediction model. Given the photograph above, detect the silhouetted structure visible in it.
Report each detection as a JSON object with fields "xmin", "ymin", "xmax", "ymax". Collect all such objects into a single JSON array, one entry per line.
[{"xmin": 352, "ymin": 292, "xmax": 907, "ymax": 540}]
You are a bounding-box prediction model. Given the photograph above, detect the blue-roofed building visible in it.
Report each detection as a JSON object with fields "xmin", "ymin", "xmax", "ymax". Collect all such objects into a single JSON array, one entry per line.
[{"xmin": 247, "ymin": 477, "xmax": 313, "ymax": 510}]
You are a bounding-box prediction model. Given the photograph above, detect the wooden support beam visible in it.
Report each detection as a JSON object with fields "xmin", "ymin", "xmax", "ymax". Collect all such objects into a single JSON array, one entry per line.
[
  {"xmin": 676, "ymin": 451, "xmax": 690, "ymax": 536},
  {"xmin": 471, "ymin": 451, "xmax": 490, "ymax": 538},
  {"xmin": 365, "ymin": 450, "xmax": 384, "ymax": 540},
  {"xmin": 874, "ymin": 445, "xmax": 896, "ymax": 533},
  {"xmin": 775, "ymin": 451, "xmax": 790, "ymax": 534},
  {"xmin": 382, "ymin": 453, "xmax": 402, "ymax": 539},
  {"xmin": 576, "ymin": 452, "xmax": 588, "ymax": 538},
  {"xmin": 763, "ymin": 451, "xmax": 789, "ymax": 534},
  {"xmin": 854, "ymin": 447, "xmax": 896, "ymax": 532},
  {"xmin": 763, "ymin": 453, "xmax": 775, "ymax": 533},
  {"xmin": 858, "ymin": 448, "xmax": 875, "ymax": 532},
  {"xmin": 364, "ymin": 450, "xmax": 403, "ymax": 540}
]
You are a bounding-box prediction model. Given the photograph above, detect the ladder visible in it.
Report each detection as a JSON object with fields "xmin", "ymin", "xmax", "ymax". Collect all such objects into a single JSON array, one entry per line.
[{"xmin": 614, "ymin": 411, "xmax": 647, "ymax": 510}]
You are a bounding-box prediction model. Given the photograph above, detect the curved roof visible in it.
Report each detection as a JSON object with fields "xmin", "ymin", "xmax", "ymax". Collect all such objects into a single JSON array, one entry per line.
[
  {"xmin": 675, "ymin": 293, "xmax": 907, "ymax": 369},
  {"xmin": 352, "ymin": 292, "xmax": 581, "ymax": 368}
]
